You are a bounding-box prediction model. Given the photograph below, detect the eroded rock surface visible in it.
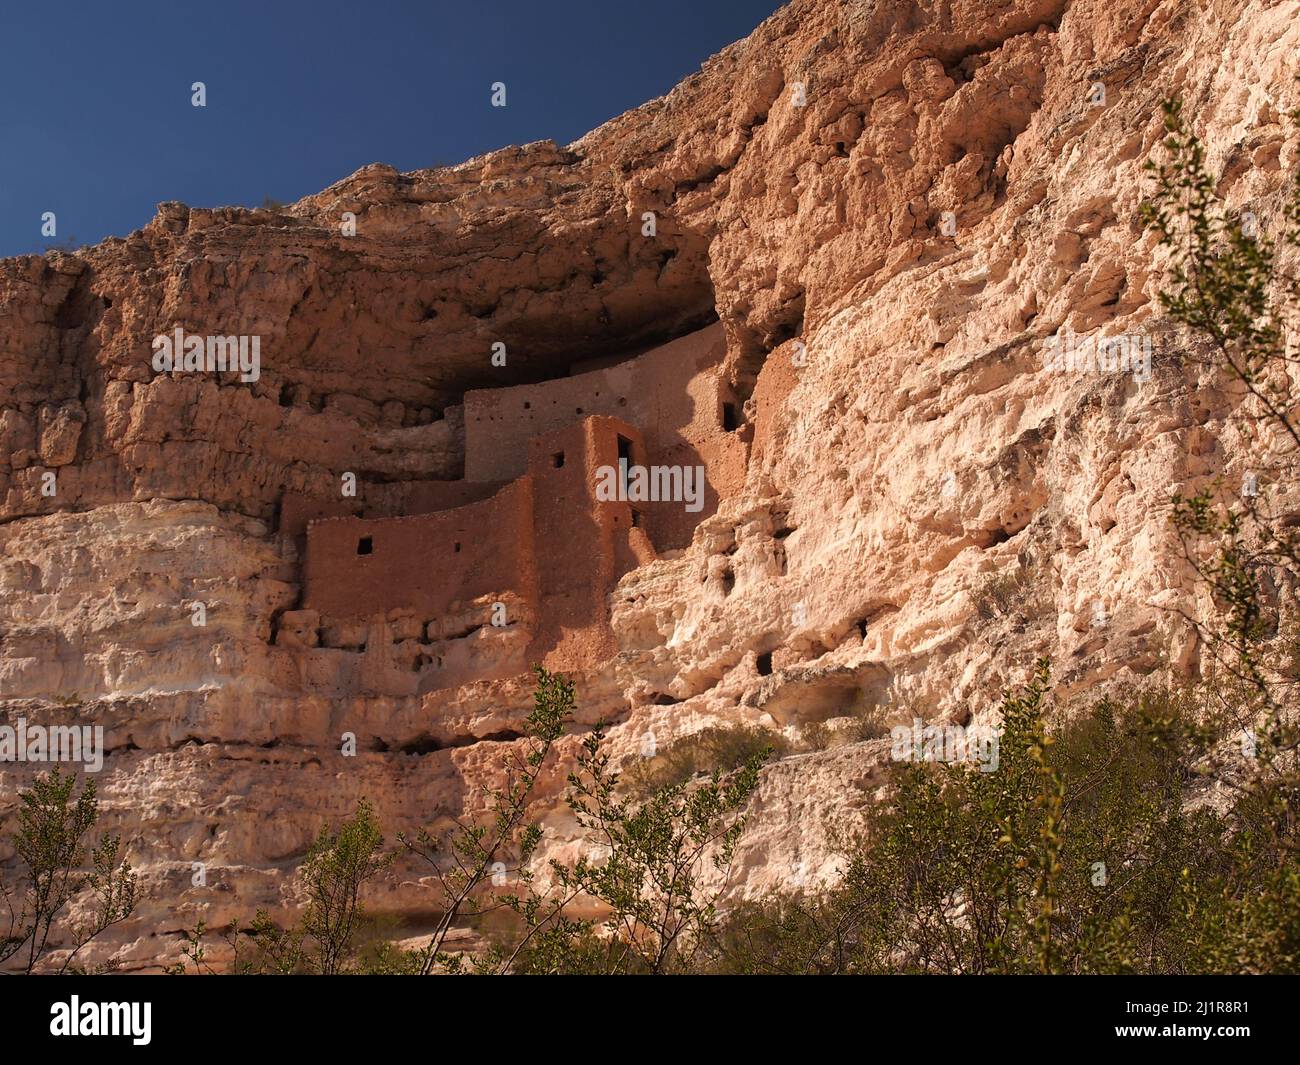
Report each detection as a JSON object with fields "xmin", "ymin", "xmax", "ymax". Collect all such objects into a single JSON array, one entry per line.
[{"xmin": 2, "ymin": 0, "xmax": 1299, "ymax": 969}]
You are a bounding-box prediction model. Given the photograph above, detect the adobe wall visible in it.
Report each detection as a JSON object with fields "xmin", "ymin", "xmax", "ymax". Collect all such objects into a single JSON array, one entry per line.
[
  {"xmin": 302, "ymin": 477, "xmax": 537, "ymax": 621},
  {"xmin": 524, "ymin": 415, "xmax": 647, "ymax": 670},
  {"xmin": 279, "ymin": 493, "xmax": 355, "ymax": 541},
  {"xmin": 397, "ymin": 479, "xmax": 505, "ymax": 517},
  {"xmin": 298, "ymin": 414, "xmax": 654, "ymax": 676},
  {"xmin": 294, "ymin": 317, "xmax": 753, "ymax": 673},
  {"xmin": 463, "ymin": 322, "xmax": 748, "ymax": 549},
  {"xmin": 280, "ymin": 480, "xmax": 503, "ymax": 540}
]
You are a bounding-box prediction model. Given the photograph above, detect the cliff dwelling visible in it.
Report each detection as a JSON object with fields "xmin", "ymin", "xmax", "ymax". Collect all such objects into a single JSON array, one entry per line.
[
  {"xmin": 274, "ymin": 322, "xmax": 754, "ymax": 690},
  {"xmin": 10, "ymin": 0, "xmax": 1299, "ymax": 983}
]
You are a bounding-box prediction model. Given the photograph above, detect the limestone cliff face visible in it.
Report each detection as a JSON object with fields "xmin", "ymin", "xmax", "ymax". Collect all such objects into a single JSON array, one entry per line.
[{"xmin": 2, "ymin": 0, "xmax": 1299, "ymax": 969}]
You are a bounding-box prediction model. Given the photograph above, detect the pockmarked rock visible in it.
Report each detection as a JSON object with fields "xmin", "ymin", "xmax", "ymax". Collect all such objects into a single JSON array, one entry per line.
[{"xmin": 2, "ymin": 0, "xmax": 1298, "ymax": 968}]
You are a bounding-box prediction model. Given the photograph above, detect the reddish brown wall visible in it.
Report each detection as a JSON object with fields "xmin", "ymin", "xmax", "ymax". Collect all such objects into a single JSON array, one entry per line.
[
  {"xmin": 295, "ymin": 321, "xmax": 758, "ymax": 674},
  {"xmin": 280, "ymin": 481, "xmax": 503, "ymax": 539},
  {"xmin": 299, "ymin": 416, "xmax": 653, "ymax": 675},
  {"xmin": 302, "ymin": 478, "xmax": 537, "ymax": 620},
  {"xmin": 398, "ymin": 479, "xmax": 504, "ymax": 516},
  {"xmin": 525, "ymin": 416, "xmax": 645, "ymax": 669},
  {"xmin": 464, "ymin": 323, "xmax": 747, "ymax": 549},
  {"xmin": 280, "ymin": 493, "xmax": 355, "ymax": 540}
]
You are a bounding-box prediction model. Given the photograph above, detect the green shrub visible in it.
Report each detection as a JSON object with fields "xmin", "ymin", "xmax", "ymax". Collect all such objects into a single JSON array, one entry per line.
[{"xmin": 704, "ymin": 665, "xmax": 1300, "ymax": 974}]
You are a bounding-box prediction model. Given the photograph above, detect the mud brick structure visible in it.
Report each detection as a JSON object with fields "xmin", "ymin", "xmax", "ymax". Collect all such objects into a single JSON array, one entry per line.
[
  {"xmin": 462, "ymin": 323, "xmax": 747, "ymax": 549},
  {"xmin": 289, "ymin": 322, "xmax": 747, "ymax": 678}
]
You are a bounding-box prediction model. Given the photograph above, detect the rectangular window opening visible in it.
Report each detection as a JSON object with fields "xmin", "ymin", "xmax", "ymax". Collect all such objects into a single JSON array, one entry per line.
[
  {"xmin": 617, "ymin": 435, "xmax": 634, "ymax": 495},
  {"xmin": 357, "ymin": 536, "xmax": 373, "ymax": 555}
]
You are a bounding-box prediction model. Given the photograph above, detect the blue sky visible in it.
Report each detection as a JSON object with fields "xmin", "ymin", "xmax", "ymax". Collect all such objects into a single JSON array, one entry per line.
[{"xmin": 0, "ymin": 0, "xmax": 782, "ymax": 257}]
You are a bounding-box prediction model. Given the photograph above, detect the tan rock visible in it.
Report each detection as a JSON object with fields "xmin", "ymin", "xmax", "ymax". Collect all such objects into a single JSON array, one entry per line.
[{"xmin": 3, "ymin": 0, "xmax": 1299, "ymax": 970}]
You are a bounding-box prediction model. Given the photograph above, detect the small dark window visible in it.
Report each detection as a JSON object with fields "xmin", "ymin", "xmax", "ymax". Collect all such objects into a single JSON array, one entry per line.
[
  {"xmin": 523, "ymin": 401, "xmax": 530, "ymax": 410},
  {"xmin": 552, "ymin": 452, "xmax": 565, "ymax": 468},
  {"xmin": 722, "ymin": 402, "xmax": 740, "ymax": 431},
  {"xmin": 617, "ymin": 435, "xmax": 634, "ymax": 494},
  {"xmin": 454, "ymin": 541, "xmax": 461, "ymax": 553},
  {"xmin": 357, "ymin": 536, "xmax": 373, "ymax": 555},
  {"xmin": 576, "ymin": 407, "xmax": 584, "ymax": 414},
  {"xmin": 756, "ymin": 651, "xmax": 773, "ymax": 676}
]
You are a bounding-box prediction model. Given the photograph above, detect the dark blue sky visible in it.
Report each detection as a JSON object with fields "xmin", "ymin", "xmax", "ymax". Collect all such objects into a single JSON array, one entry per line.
[{"xmin": 0, "ymin": 0, "xmax": 782, "ymax": 258}]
